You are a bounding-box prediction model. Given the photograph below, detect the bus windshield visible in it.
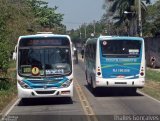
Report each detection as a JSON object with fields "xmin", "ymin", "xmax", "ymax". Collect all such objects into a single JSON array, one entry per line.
[
  {"xmin": 100, "ymin": 40, "xmax": 142, "ymax": 58},
  {"xmin": 18, "ymin": 37, "xmax": 72, "ymax": 77}
]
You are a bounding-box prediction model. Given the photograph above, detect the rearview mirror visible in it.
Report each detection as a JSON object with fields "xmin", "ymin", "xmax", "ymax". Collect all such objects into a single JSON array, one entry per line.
[{"xmin": 12, "ymin": 52, "xmax": 16, "ymax": 60}]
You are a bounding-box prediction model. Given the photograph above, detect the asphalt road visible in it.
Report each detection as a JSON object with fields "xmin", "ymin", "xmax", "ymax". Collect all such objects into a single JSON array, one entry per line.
[{"xmin": 2, "ymin": 58, "xmax": 160, "ymax": 121}]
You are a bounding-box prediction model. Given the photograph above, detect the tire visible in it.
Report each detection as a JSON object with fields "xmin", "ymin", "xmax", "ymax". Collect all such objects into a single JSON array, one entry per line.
[
  {"xmin": 128, "ymin": 88, "xmax": 137, "ymax": 94},
  {"xmin": 21, "ymin": 98, "xmax": 28, "ymax": 105},
  {"xmin": 90, "ymin": 79, "xmax": 97, "ymax": 94},
  {"xmin": 85, "ymin": 71, "xmax": 90, "ymax": 86},
  {"xmin": 85, "ymin": 71, "xmax": 88, "ymax": 81}
]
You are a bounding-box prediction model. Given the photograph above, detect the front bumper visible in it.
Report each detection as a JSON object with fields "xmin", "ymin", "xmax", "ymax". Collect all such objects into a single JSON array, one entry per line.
[
  {"xmin": 95, "ymin": 77, "xmax": 145, "ymax": 88},
  {"xmin": 17, "ymin": 82, "xmax": 73, "ymax": 98}
]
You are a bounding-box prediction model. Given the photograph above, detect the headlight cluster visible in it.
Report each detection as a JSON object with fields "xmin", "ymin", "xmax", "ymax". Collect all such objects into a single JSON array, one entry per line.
[
  {"xmin": 18, "ymin": 80, "xmax": 31, "ymax": 89},
  {"xmin": 60, "ymin": 79, "xmax": 72, "ymax": 88}
]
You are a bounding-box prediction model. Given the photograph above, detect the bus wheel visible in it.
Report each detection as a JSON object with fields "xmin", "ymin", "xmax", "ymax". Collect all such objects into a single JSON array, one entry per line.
[
  {"xmin": 90, "ymin": 80, "xmax": 97, "ymax": 94},
  {"xmin": 21, "ymin": 98, "xmax": 28, "ymax": 105},
  {"xmin": 128, "ymin": 88, "xmax": 137, "ymax": 94},
  {"xmin": 85, "ymin": 71, "xmax": 88, "ymax": 81}
]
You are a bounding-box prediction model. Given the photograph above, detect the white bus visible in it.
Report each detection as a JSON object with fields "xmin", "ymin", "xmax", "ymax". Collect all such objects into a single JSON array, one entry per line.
[
  {"xmin": 84, "ymin": 36, "xmax": 145, "ymax": 93},
  {"xmin": 15, "ymin": 33, "xmax": 73, "ymax": 99}
]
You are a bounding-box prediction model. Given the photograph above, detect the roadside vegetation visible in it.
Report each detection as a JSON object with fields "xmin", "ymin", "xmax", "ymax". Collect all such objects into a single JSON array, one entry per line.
[
  {"xmin": 0, "ymin": 0, "xmax": 65, "ymax": 73},
  {"xmin": 140, "ymin": 69, "xmax": 160, "ymax": 101},
  {"xmin": 146, "ymin": 69, "xmax": 160, "ymax": 82},
  {"xmin": 0, "ymin": 61, "xmax": 16, "ymax": 113},
  {"xmin": 0, "ymin": 0, "xmax": 65, "ymax": 113}
]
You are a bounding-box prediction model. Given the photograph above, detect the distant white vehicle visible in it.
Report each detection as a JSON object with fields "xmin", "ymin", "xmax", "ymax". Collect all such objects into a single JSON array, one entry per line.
[{"xmin": 73, "ymin": 46, "xmax": 77, "ymax": 51}]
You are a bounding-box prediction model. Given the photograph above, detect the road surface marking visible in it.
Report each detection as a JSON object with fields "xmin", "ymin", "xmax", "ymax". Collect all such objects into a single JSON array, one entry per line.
[
  {"xmin": 138, "ymin": 90, "xmax": 160, "ymax": 104},
  {"xmin": 1, "ymin": 98, "xmax": 20, "ymax": 120},
  {"xmin": 74, "ymin": 79, "xmax": 98, "ymax": 121}
]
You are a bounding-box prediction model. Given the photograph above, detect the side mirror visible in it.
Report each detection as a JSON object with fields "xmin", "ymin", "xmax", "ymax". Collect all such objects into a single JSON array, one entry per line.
[
  {"xmin": 82, "ymin": 55, "xmax": 84, "ymax": 59},
  {"xmin": 12, "ymin": 52, "xmax": 16, "ymax": 60},
  {"xmin": 12, "ymin": 45, "xmax": 17, "ymax": 60}
]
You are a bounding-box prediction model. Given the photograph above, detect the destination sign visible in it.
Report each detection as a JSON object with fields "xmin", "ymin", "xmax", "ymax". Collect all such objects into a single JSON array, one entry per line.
[{"xmin": 19, "ymin": 37, "xmax": 70, "ymax": 47}]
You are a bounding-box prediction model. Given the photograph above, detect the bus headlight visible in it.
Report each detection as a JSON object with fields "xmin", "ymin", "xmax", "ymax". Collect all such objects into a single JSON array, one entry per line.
[
  {"xmin": 60, "ymin": 79, "xmax": 72, "ymax": 88},
  {"xmin": 18, "ymin": 80, "xmax": 31, "ymax": 89}
]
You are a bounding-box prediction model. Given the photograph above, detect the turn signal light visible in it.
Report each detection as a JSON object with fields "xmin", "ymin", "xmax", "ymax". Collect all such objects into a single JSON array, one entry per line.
[
  {"xmin": 97, "ymin": 72, "xmax": 101, "ymax": 75},
  {"xmin": 140, "ymin": 72, "xmax": 144, "ymax": 76},
  {"xmin": 61, "ymin": 91, "xmax": 70, "ymax": 94}
]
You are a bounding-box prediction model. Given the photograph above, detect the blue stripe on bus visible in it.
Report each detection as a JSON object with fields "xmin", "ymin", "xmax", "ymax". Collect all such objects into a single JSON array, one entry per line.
[{"xmin": 23, "ymin": 77, "xmax": 68, "ymax": 88}]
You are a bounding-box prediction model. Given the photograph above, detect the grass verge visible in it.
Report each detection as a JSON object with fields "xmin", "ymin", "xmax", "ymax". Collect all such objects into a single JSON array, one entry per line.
[
  {"xmin": 146, "ymin": 68, "xmax": 160, "ymax": 82},
  {"xmin": 0, "ymin": 83, "xmax": 17, "ymax": 112},
  {"xmin": 139, "ymin": 68, "xmax": 160, "ymax": 101},
  {"xmin": 0, "ymin": 61, "xmax": 17, "ymax": 113}
]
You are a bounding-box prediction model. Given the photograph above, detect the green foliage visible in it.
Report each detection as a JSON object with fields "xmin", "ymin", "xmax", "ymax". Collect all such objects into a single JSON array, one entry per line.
[
  {"xmin": 146, "ymin": 69, "xmax": 160, "ymax": 82},
  {"xmin": 27, "ymin": 0, "xmax": 64, "ymax": 31},
  {"xmin": 103, "ymin": 0, "xmax": 147, "ymax": 36},
  {"xmin": 143, "ymin": 1, "xmax": 160, "ymax": 37},
  {"xmin": 0, "ymin": 72, "xmax": 17, "ymax": 112},
  {"xmin": 0, "ymin": 79, "xmax": 12, "ymax": 90},
  {"xmin": 69, "ymin": 21, "xmax": 107, "ymax": 44},
  {"xmin": 103, "ymin": 0, "xmax": 160, "ymax": 37},
  {"xmin": 0, "ymin": 1, "xmax": 11, "ymax": 71},
  {"xmin": 0, "ymin": 41, "xmax": 10, "ymax": 70},
  {"xmin": 0, "ymin": 0, "xmax": 64, "ymax": 72}
]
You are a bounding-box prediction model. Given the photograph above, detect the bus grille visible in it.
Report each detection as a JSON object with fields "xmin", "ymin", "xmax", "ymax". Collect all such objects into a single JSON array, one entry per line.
[
  {"xmin": 36, "ymin": 90, "xmax": 56, "ymax": 94},
  {"xmin": 115, "ymin": 82, "xmax": 127, "ymax": 84},
  {"xmin": 29, "ymin": 80, "xmax": 60, "ymax": 84}
]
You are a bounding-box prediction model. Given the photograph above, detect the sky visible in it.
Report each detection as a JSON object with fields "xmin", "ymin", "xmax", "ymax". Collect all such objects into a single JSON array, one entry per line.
[
  {"xmin": 45, "ymin": 0, "xmax": 105, "ymax": 30},
  {"xmin": 45, "ymin": 0, "xmax": 157, "ymax": 30}
]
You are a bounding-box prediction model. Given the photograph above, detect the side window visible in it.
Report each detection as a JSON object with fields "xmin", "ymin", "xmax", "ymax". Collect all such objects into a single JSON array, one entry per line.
[
  {"xmin": 85, "ymin": 45, "xmax": 88, "ymax": 58},
  {"xmin": 85, "ymin": 43, "xmax": 96, "ymax": 60},
  {"xmin": 85, "ymin": 44, "xmax": 90, "ymax": 59},
  {"xmin": 158, "ymin": 48, "xmax": 160, "ymax": 53},
  {"xmin": 91, "ymin": 44, "xmax": 94, "ymax": 59},
  {"xmin": 93, "ymin": 44, "xmax": 96, "ymax": 60},
  {"xmin": 88, "ymin": 45, "xmax": 91, "ymax": 58},
  {"xmin": 90, "ymin": 44, "xmax": 93, "ymax": 59}
]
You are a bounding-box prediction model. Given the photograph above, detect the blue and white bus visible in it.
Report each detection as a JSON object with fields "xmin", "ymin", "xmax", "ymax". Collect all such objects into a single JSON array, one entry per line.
[
  {"xmin": 15, "ymin": 33, "xmax": 73, "ymax": 99},
  {"xmin": 84, "ymin": 36, "xmax": 145, "ymax": 93}
]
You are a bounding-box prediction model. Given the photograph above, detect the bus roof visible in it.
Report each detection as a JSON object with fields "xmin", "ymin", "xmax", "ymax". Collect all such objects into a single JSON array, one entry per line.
[
  {"xmin": 18, "ymin": 34, "xmax": 71, "ymax": 39},
  {"xmin": 99, "ymin": 36, "xmax": 144, "ymax": 41},
  {"xmin": 86, "ymin": 36, "xmax": 144, "ymax": 45}
]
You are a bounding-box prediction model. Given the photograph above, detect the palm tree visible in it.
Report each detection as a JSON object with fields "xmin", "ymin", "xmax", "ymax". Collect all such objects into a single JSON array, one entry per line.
[{"xmin": 104, "ymin": 0, "xmax": 148, "ymax": 36}]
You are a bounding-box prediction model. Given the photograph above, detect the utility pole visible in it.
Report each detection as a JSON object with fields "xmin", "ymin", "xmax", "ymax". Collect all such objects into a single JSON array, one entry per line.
[
  {"xmin": 84, "ymin": 24, "xmax": 87, "ymax": 39},
  {"xmin": 79, "ymin": 26, "xmax": 82, "ymax": 39},
  {"xmin": 108, "ymin": 20, "xmax": 110, "ymax": 35},
  {"xmin": 138, "ymin": 0, "xmax": 142, "ymax": 37},
  {"xmin": 93, "ymin": 20, "xmax": 96, "ymax": 36}
]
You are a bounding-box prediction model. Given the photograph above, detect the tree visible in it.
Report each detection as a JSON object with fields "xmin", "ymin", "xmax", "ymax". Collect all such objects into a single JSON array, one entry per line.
[
  {"xmin": 0, "ymin": 0, "xmax": 65, "ymax": 72},
  {"xmin": 103, "ymin": 0, "xmax": 148, "ymax": 36},
  {"xmin": 0, "ymin": 0, "xmax": 12, "ymax": 71},
  {"xmin": 142, "ymin": 0, "xmax": 160, "ymax": 37},
  {"xmin": 27, "ymin": 0, "xmax": 64, "ymax": 31}
]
